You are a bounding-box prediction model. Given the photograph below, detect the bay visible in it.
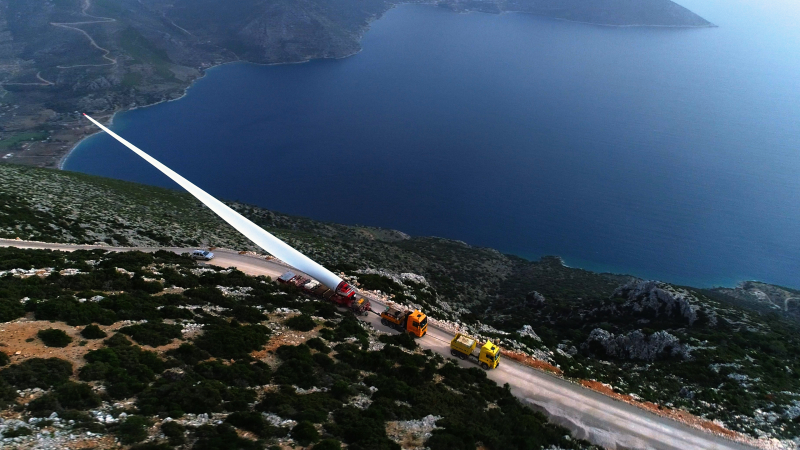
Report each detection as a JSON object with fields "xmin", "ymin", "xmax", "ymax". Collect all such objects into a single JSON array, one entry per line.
[{"xmin": 64, "ymin": 1, "xmax": 800, "ymax": 288}]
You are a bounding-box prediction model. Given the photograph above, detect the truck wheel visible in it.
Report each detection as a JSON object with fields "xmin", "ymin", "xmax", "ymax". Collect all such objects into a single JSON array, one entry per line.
[
  {"xmin": 450, "ymin": 350, "xmax": 458, "ymax": 357},
  {"xmin": 381, "ymin": 319, "xmax": 388, "ymax": 326},
  {"xmin": 480, "ymin": 363, "xmax": 489, "ymax": 370},
  {"xmin": 363, "ymin": 310, "xmax": 369, "ymax": 317},
  {"xmin": 459, "ymin": 354, "xmax": 466, "ymax": 360}
]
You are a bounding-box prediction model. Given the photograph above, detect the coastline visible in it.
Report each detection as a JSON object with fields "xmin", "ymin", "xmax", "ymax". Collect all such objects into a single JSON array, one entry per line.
[{"xmin": 56, "ymin": 3, "xmax": 713, "ymax": 170}]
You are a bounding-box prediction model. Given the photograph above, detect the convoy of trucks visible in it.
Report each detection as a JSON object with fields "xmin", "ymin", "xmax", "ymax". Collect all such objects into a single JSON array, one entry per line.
[
  {"xmin": 278, "ymin": 271, "xmax": 500, "ymax": 370},
  {"xmin": 449, "ymin": 333, "xmax": 501, "ymax": 370}
]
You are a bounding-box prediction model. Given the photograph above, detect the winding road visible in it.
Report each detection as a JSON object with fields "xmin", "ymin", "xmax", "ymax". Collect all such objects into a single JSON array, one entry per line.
[
  {"xmin": 50, "ymin": 0, "xmax": 117, "ymax": 69},
  {"xmin": 0, "ymin": 238, "xmax": 760, "ymax": 450}
]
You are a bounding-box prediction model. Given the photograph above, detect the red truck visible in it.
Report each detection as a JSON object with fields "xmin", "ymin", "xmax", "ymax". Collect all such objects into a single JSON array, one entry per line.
[{"xmin": 278, "ymin": 271, "xmax": 371, "ymax": 315}]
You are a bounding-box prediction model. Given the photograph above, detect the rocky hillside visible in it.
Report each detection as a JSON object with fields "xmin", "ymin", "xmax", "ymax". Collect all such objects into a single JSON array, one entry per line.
[
  {"xmin": 2, "ymin": 163, "xmax": 799, "ymax": 447},
  {"xmin": 0, "ymin": 246, "xmax": 594, "ymax": 449}
]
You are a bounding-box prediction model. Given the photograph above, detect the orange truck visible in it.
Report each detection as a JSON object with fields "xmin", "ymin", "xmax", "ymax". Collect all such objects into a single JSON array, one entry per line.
[{"xmin": 380, "ymin": 306, "xmax": 428, "ymax": 337}]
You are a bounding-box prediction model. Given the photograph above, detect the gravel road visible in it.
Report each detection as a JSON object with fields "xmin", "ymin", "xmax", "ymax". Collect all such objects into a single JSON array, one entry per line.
[{"xmin": 0, "ymin": 239, "xmax": 759, "ymax": 450}]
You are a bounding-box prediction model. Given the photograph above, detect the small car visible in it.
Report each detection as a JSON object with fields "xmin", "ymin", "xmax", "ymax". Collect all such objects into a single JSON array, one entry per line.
[{"xmin": 190, "ymin": 249, "xmax": 214, "ymax": 261}]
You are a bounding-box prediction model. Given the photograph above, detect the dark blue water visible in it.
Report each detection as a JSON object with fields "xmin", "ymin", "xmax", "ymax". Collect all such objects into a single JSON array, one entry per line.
[{"xmin": 64, "ymin": 0, "xmax": 800, "ymax": 288}]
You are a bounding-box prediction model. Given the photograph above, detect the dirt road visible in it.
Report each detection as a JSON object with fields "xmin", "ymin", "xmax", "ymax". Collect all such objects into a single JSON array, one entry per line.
[{"xmin": 0, "ymin": 239, "xmax": 758, "ymax": 450}]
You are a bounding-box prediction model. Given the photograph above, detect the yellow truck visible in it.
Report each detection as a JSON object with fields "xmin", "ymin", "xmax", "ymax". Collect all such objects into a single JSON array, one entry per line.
[{"xmin": 449, "ymin": 333, "xmax": 500, "ymax": 370}]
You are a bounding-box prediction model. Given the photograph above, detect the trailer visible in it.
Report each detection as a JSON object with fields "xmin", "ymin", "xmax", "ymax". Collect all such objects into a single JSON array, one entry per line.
[
  {"xmin": 449, "ymin": 333, "xmax": 500, "ymax": 370},
  {"xmin": 277, "ymin": 271, "xmax": 371, "ymax": 315},
  {"xmin": 380, "ymin": 306, "xmax": 427, "ymax": 337}
]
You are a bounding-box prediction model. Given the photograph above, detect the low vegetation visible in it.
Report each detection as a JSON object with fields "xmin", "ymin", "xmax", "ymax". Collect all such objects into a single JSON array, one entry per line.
[
  {"xmin": 0, "ymin": 245, "xmax": 590, "ymax": 449},
  {"xmin": 1, "ymin": 164, "xmax": 799, "ymax": 444}
]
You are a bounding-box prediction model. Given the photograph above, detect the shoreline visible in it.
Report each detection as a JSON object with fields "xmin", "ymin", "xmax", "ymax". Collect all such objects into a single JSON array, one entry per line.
[{"xmin": 56, "ymin": 3, "xmax": 713, "ymax": 170}]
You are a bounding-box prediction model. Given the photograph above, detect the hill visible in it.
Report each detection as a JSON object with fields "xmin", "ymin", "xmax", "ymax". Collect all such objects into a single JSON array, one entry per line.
[{"xmin": 1, "ymin": 163, "xmax": 799, "ymax": 448}]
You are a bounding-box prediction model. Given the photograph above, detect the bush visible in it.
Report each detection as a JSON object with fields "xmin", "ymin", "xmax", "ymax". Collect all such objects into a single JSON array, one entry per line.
[
  {"xmin": 231, "ymin": 305, "xmax": 266, "ymax": 323},
  {"xmin": 161, "ymin": 420, "xmax": 186, "ymax": 445},
  {"xmin": 194, "ymin": 322, "xmax": 270, "ymax": 359},
  {"xmin": 379, "ymin": 332, "xmax": 418, "ymax": 351},
  {"xmin": 314, "ymin": 439, "xmax": 343, "ymax": 450},
  {"xmin": 32, "ymin": 296, "xmax": 116, "ymax": 325},
  {"xmin": 80, "ymin": 324, "xmax": 107, "ymax": 339},
  {"xmin": 115, "ymin": 415, "xmax": 150, "ymax": 444},
  {"xmin": 306, "ymin": 337, "xmax": 332, "ymax": 354},
  {"xmin": 166, "ymin": 343, "xmax": 211, "ymax": 366},
  {"xmin": 119, "ymin": 321, "xmax": 183, "ymax": 347},
  {"xmin": 0, "ymin": 298, "xmax": 25, "ymax": 323},
  {"xmin": 0, "ymin": 378, "xmax": 18, "ymax": 403},
  {"xmin": 55, "ymin": 381, "xmax": 102, "ymax": 409},
  {"xmin": 38, "ymin": 328, "xmax": 73, "ymax": 347},
  {"xmin": 0, "ymin": 351, "xmax": 9, "ymax": 367},
  {"xmin": 80, "ymin": 344, "xmax": 164, "ymax": 399},
  {"xmin": 136, "ymin": 377, "xmax": 229, "ymax": 416},
  {"xmin": 195, "ymin": 360, "xmax": 271, "ymax": 388},
  {"xmin": 0, "ymin": 358, "xmax": 72, "ymax": 389},
  {"xmin": 292, "ymin": 420, "xmax": 320, "ymax": 445},
  {"xmin": 286, "ymin": 314, "xmax": 316, "ymax": 332},
  {"xmin": 2, "ymin": 426, "xmax": 32, "ymax": 438}
]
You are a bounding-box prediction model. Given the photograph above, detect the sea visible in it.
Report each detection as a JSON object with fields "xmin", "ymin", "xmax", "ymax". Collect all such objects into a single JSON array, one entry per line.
[{"xmin": 63, "ymin": 0, "xmax": 800, "ymax": 289}]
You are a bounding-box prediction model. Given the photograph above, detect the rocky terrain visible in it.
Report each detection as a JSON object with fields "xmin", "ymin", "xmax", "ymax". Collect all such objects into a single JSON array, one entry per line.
[
  {"xmin": 0, "ymin": 243, "xmax": 596, "ymax": 449},
  {"xmin": 1, "ymin": 163, "xmax": 799, "ymax": 449},
  {"xmin": 0, "ymin": 0, "xmax": 711, "ymax": 168}
]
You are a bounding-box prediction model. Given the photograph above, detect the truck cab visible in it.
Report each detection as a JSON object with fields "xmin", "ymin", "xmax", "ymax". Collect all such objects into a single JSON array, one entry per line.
[
  {"xmin": 478, "ymin": 341, "xmax": 500, "ymax": 370},
  {"xmin": 380, "ymin": 307, "xmax": 427, "ymax": 337},
  {"xmin": 450, "ymin": 333, "xmax": 500, "ymax": 370}
]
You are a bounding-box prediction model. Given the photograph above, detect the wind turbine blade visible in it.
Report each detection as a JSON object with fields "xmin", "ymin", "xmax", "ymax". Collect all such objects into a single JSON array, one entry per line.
[{"xmin": 82, "ymin": 114, "xmax": 344, "ymax": 290}]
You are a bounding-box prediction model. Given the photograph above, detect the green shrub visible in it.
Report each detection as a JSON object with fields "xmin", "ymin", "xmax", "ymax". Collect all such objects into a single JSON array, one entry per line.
[
  {"xmin": 379, "ymin": 332, "xmax": 418, "ymax": 350},
  {"xmin": 314, "ymin": 439, "xmax": 343, "ymax": 450},
  {"xmin": 119, "ymin": 321, "xmax": 182, "ymax": 347},
  {"xmin": 0, "ymin": 351, "xmax": 9, "ymax": 367},
  {"xmin": 333, "ymin": 316, "xmax": 369, "ymax": 342},
  {"xmin": 32, "ymin": 296, "xmax": 116, "ymax": 326},
  {"xmin": 80, "ymin": 324, "xmax": 107, "ymax": 339},
  {"xmin": 137, "ymin": 377, "xmax": 227, "ymax": 416},
  {"xmin": 0, "ymin": 358, "xmax": 72, "ymax": 389},
  {"xmin": 38, "ymin": 328, "xmax": 73, "ymax": 347},
  {"xmin": 166, "ymin": 343, "xmax": 211, "ymax": 365},
  {"xmin": 115, "ymin": 415, "xmax": 150, "ymax": 444},
  {"xmin": 0, "ymin": 378, "xmax": 18, "ymax": 403},
  {"xmin": 194, "ymin": 322, "xmax": 270, "ymax": 359},
  {"xmin": 0, "ymin": 298, "xmax": 25, "ymax": 323},
  {"xmin": 195, "ymin": 360, "xmax": 271, "ymax": 387},
  {"xmin": 2, "ymin": 426, "xmax": 32, "ymax": 438},
  {"xmin": 104, "ymin": 333, "xmax": 133, "ymax": 347},
  {"xmin": 292, "ymin": 420, "xmax": 320, "ymax": 445},
  {"xmin": 306, "ymin": 337, "xmax": 331, "ymax": 354},
  {"xmin": 160, "ymin": 420, "xmax": 186, "ymax": 445},
  {"xmin": 257, "ymin": 386, "xmax": 342, "ymax": 423},
  {"xmin": 286, "ymin": 314, "xmax": 316, "ymax": 332},
  {"xmin": 80, "ymin": 344, "xmax": 164, "ymax": 399},
  {"xmin": 231, "ymin": 305, "xmax": 266, "ymax": 323},
  {"xmin": 55, "ymin": 381, "xmax": 102, "ymax": 409}
]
